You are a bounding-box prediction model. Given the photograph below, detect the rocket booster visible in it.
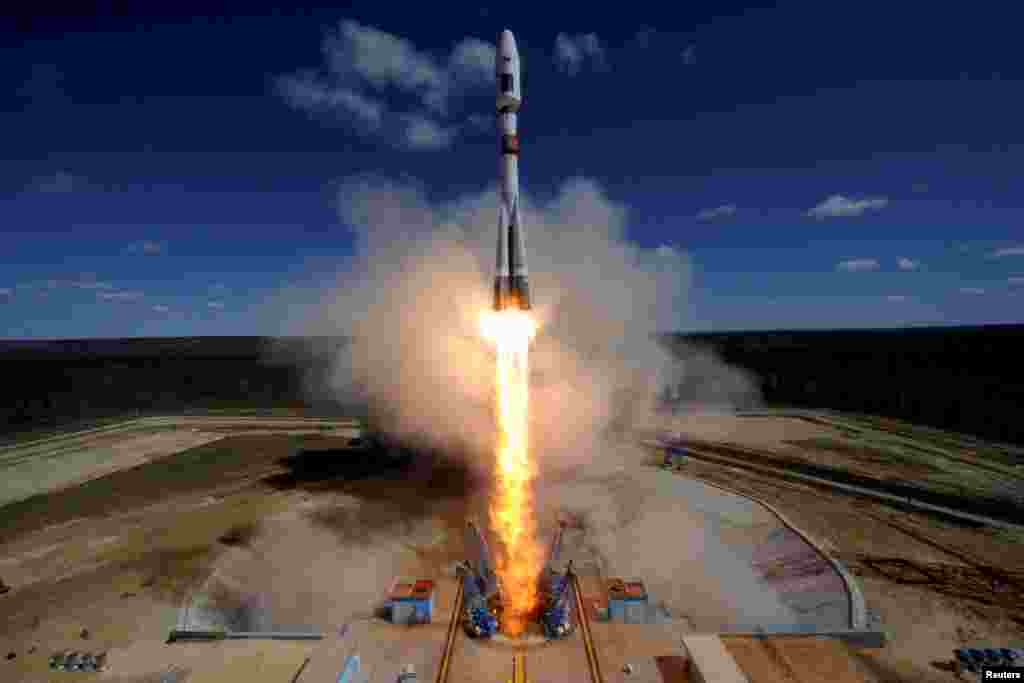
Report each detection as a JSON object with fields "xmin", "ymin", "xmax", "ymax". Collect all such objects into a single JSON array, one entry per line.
[{"xmin": 494, "ymin": 29, "xmax": 530, "ymax": 312}]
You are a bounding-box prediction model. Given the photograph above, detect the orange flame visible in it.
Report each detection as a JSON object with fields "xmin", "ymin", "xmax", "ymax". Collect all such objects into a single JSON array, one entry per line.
[{"xmin": 480, "ymin": 309, "xmax": 542, "ymax": 636}]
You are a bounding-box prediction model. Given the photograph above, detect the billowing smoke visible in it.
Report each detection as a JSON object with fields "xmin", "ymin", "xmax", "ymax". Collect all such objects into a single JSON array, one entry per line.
[
  {"xmin": 304, "ymin": 175, "xmax": 761, "ymax": 470},
  {"xmin": 245, "ymin": 176, "xmax": 799, "ymax": 632}
]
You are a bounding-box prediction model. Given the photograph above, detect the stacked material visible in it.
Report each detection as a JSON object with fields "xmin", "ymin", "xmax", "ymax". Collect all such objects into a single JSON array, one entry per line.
[
  {"xmin": 608, "ymin": 579, "xmax": 650, "ymax": 624},
  {"xmin": 49, "ymin": 651, "xmax": 107, "ymax": 672},
  {"xmin": 387, "ymin": 579, "xmax": 435, "ymax": 625},
  {"xmin": 954, "ymin": 648, "xmax": 1024, "ymax": 673}
]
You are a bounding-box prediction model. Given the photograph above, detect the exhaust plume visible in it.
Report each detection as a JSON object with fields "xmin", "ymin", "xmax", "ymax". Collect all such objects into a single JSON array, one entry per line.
[
  {"xmin": 306, "ymin": 175, "xmax": 760, "ymax": 467},
  {"xmin": 259, "ymin": 174, "xmax": 800, "ymax": 631}
]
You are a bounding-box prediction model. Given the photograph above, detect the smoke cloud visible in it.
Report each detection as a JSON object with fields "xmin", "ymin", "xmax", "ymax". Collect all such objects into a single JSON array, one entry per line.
[
  {"xmin": 247, "ymin": 175, "xmax": 795, "ymax": 633},
  {"xmin": 298, "ymin": 174, "xmax": 761, "ymax": 472}
]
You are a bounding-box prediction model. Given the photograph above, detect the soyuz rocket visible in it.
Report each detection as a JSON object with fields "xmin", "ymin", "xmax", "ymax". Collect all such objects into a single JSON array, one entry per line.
[{"xmin": 493, "ymin": 29, "xmax": 530, "ymax": 312}]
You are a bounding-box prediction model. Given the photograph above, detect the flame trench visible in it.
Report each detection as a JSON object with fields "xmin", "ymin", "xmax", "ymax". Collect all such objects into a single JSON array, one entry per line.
[{"xmin": 480, "ymin": 310, "xmax": 542, "ymax": 636}]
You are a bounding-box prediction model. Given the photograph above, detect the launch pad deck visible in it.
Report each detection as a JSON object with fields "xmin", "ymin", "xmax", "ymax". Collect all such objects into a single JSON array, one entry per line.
[{"xmin": 295, "ymin": 574, "xmax": 696, "ymax": 683}]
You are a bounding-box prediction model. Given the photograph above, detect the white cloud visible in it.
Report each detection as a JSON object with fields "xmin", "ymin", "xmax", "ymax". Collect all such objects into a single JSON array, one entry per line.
[
  {"xmin": 959, "ymin": 287, "xmax": 985, "ymax": 295},
  {"xmin": 326, "ymin": 21, "xmax": 449, "ymax": 112},
  {"xmin": 402, "ymin": 114, "xmax": 457, "ymax": 150},
  {"xmin": 696, "ymin": 204, "xmax": 736, "ymax": 222},
  {"xmin": 682, "ymin": 45, "xmax": 697, "ymax": 65},
  {"xmin": 886, "ymin": 295, "xmax": 908, "ymax": 302},
  {"xmin": 990, "ymin": 245, "xmax": 1024, "ymax": 258},
  {"xmin": 207, "ymin": 301, "xmax": 225, "ymax": 310},
  {"xmin": 807, "ymin": 195, "xmax": 888, "ymax": 219},
  {"xmin": 277, "ymin": 75, "xmax": 384, "ymax": 128},
  {"xmin": 98, "ymin": 290, "xmax": 144, "ymax": 302},
  {"xmin": 449, "ymin": 38, "xmax": 496, "ymax": 84},
  {"xmin": 554, "ymin": 32, "xmax": 606, "ymax": 75},
  {"xmin": 127, "ymin": 240, "xmax": 166, "ymax": 256},
  {"xmin": 897, "ymin": 257, "xmax": 920, "ymax": 271},
  {"xmin": 836, "ymin": 258, "xmax": 880, "ymax": 272},
  {"xmin": 152, "ymin": 304, "xmax": 170, "ymax": 313},
  {"xmin": 278, "ymin": 21, "xmax": 495, "ymax": 150}
]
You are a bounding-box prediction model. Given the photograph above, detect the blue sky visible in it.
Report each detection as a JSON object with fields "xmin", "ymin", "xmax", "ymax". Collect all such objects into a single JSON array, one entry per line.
[{"xmin": 2, "ymin": 1, "xmax": 1023, "ymax": 337}]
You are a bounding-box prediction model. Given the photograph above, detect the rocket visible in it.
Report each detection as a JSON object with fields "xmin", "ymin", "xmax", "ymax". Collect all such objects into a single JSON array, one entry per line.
[{"xmin": 494, "ymin": 29, "xmax": 530, "ymax": 312}]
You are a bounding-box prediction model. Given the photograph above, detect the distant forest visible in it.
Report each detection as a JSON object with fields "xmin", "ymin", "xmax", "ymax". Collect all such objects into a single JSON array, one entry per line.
[{"xmin": 2, "ymin": 325, "xmax": 1022, "ymax": 445}]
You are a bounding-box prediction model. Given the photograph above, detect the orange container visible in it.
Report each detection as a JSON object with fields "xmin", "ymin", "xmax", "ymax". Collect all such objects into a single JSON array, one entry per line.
[{"xmin": 390, "ymin": 583, "xmax": 413, "ymax": 599}]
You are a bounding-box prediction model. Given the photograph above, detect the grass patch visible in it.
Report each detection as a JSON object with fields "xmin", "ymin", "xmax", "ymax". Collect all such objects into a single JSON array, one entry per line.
[
  {"xmin": 990, "ymin": 526, "xmax": 1024, "ymax": 546},
  {"xmin": 783, "ymin": 437, "xmax": 942, "ymax": 475},
  {"xmin": 0, "ymin": 414, "xmax": 143, "ymax": 447},
  {"xmin": 0, "ymin": 435, "xmax": 297, "ymax": 545}
]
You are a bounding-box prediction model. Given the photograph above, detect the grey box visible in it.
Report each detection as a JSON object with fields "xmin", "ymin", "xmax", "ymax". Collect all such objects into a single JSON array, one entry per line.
[
  {"xmin": 624, "ymin": 601, "xmax": 648, "ymax": 624},
  {"xmin": 391, "ymin": 602, "xmax": 416, "ymax": 625}
]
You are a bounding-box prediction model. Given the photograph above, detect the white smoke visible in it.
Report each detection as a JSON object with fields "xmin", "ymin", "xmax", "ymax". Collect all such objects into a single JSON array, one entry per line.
[
  {"xmin": 296, "ymin": 174, "xmax": 761, "ymax": 471},
  {"xmin": 251, "ymin": 175, "xmax": 794, "ymax": 633}
]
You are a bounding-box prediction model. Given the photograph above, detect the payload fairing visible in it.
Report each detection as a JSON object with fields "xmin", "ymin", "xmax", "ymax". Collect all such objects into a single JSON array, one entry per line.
[{"xmin": 493, "ymin": 29, "xmax": 530, "ymax": 312}]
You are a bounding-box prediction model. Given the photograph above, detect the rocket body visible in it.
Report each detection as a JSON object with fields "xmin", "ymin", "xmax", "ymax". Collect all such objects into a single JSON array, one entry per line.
[{"xmin": 494, "ymin": 29, "xmax": 530, "ymax": 311}]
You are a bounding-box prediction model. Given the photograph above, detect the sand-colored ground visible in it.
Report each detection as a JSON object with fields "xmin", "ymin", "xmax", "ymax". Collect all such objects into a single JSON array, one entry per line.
[
  {"xmin": 2, "ymin": 411, "xmax": 1019, "ymax": 682},
  {"xmin": 0, "ymin": 415, "xmax": 360, "ymax": 509},
  {"xmin": 657, "ymin": 410, "xmax": 1024, "ymax": 511},
  {"xmin": 666, "ymin": 426, "xmax": 1024, "ymax": 683},
  {"xmin": 0, "ymin": 429, "xmax": 225, "ymax": 508},
  {"xmin": 0, "ymin": 416, "xmax": 856, "ymax": 682},
  {"xmin": 652, "ymin": 412, "xmax": 835, "ymax": 453}
]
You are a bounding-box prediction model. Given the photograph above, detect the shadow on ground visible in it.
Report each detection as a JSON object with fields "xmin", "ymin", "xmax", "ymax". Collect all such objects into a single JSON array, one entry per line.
[
  {"xmin": 261, "ymin": 441, "xmax": 486, "ymax": 537},
  {"xmin": 262, "ymin": 447, "xmax": 403, "ymax": 488}
]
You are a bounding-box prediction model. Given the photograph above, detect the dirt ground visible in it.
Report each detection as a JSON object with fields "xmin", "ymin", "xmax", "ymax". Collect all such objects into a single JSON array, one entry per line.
[
  {"xmin": 0, "ymin": 415, "xmax": 850, "ymax": 682},
  {"xmin": 0, "ymin": 415, "xmax": 361, "ymax": 509},
  {"xmin": 0, "ymin": 425, "xmax": 479, "ymax": 682},
  {"xmin": 0, "ymin": 428, "xmax": 225, "ymax": 508},
  {"xmin": 651, "ymin": 412, "xmax": 833, "ymax": 451},
  {"xmin": 1, "ymin": 412, "xmax": 1021, "ymax": 682},
  {"xmin": 665, "ymin": 438, "xmax": 1024, "ymax": 683},
  {"xmin": 655, "ymin": 410, "xmax": 1024, "ymax": 514}
]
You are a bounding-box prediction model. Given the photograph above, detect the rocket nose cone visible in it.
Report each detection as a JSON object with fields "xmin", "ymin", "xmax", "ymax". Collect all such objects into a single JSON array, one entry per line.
[{"xmin": 499, "ymin": 29, "xmax": 517, "ymax": 57}]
